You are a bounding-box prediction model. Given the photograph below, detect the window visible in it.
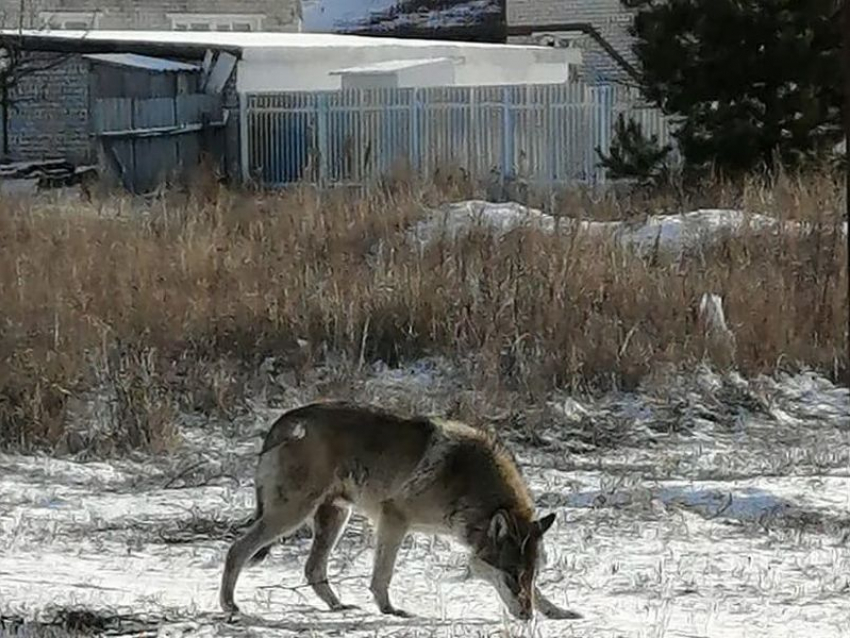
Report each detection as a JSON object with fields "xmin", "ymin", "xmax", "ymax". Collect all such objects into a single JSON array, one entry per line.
[
  {"xmin": 40, "ymin": 11, "xmax": 101, "ymax": 30},
  {"xmin": 167, "ymin": 14, "xmax": 264, "ymax": 32}
]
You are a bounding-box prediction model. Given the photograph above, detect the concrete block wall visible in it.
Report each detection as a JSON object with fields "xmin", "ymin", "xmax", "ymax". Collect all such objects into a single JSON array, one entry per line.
[
  {"xmin": 4, "ymin": 52, "xmax": 93, "ymax": 163},
  {"xmin": 1, "ymin": 48, "xmax": 242, "ymax": 183},
  {"xmin": 0, "ymin": 0, "xmax": 302, "ymax": 31}
]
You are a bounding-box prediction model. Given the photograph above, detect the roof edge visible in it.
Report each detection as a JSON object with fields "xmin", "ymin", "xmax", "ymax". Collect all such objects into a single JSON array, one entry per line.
[{"xmin": 0, "ymin": 32, "xmax": 243, "ymax": 59}]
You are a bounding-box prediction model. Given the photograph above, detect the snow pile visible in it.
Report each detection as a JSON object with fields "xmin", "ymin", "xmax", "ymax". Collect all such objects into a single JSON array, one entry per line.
[
  {"xmin": 613, "ymin": 208, "xmax": 780, "ymax": 253},
  {"xmin": 409, "ymin": 200, "xmax": 557, "ymax": 246},
  {"xmin": 411, "ymin": 199, "xmax": 848, "ymax": 257}
]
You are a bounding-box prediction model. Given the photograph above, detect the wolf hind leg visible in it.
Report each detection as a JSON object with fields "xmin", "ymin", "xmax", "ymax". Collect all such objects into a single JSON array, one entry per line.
[
  {"xmin": 219, "ymin": 492, "xmax": 325, "ymax": 615},
  {"xmin": 305, "ymin": 501, "xmax": 356, "ymax": 611}
]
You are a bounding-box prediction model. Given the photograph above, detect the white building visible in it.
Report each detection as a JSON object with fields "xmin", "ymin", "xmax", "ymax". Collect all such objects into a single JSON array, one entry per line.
[{"xmin": 3, "ymin": 30, "xmax": 582, "ymax": 92}]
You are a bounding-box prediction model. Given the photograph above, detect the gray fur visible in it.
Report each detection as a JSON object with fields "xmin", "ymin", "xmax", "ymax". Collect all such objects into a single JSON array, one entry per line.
[{"xmin": 219, "ymin": 401, "xmax": 580, "ymax": 621}]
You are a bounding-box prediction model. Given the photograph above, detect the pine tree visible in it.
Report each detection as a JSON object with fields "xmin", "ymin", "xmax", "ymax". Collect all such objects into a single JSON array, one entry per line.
[
  {"xmin": 623, "ymin": 0, "xmax": 843, "ymax": 175},
  {"xmin": 596, "ymin": 113, "xmax": 672, "ymax": 185}
]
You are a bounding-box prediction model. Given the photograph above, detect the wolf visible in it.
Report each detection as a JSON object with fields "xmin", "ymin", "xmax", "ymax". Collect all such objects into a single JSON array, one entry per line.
[{"xmin": 219, "ymin": 401, "xmax": 581, "ymax": 621}]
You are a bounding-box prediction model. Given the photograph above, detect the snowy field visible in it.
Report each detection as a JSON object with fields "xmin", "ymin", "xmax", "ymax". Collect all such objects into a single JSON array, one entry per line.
[
  {"xmin": 1, "ymin": 360, "xmax": 848, "ymax": 638},
  {"xmin": 0, "ymin": 198, "xmax": 847, "ymax": 637}
]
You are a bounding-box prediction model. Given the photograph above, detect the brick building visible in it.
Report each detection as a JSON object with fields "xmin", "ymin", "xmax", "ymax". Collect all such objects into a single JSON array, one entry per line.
[
  {"xmin": 1, "ymin": 52, "xmax": 92, "ymax": 162},
  {"xmin": 0, "ymin": 0, "xmax": 300, "ymax": 164},
  {"xmin": 506, "ymin": 0, "xmax": 637, "ymax": 83},
  {"xmin": 0, "ymin": 34, "xmax": 240, "ymax": 184},
  {"xmin": 0, "ymin": 0, "xmax": 302, "ymax": 32}
]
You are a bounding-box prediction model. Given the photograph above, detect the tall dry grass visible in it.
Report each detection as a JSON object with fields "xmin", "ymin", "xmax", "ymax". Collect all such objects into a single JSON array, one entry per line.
[{"xmin": 0, "ymin": 169, "xmax": 846, "ymax": 452}]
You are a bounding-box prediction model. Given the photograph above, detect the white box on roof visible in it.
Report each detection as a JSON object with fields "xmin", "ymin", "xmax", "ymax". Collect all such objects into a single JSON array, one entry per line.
[{"xmin": 330, "ymin": 58, "xmax": 455, "ymax": 89}]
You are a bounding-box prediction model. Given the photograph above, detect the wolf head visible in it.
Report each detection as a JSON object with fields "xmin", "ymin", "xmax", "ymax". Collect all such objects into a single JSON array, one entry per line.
[{"xmin": 469, "ymin": 509, "xmax": 556, "ymax": 620}]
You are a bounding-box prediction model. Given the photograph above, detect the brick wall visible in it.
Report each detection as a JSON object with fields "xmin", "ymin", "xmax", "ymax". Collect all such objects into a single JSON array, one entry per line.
[
  {"xmin": 1, "ymin": 49, "xmax": 243, "ymax": 178},
  {"xmin": 506, "ymin": 0, "xmax": 637, "ymax": 82},
  {"xmin": 5, "ymin": 52, "xmax": 93, "ymax": 162},
  {"xmin": 0, "ymin": 0, "xmax": 301, "ymax": 31}
]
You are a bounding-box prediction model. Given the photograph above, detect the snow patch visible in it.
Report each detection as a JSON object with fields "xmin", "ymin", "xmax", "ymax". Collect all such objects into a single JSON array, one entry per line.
[{"xmin": 411, "ymin": 200, "xmax": 849, "ymax": 257}]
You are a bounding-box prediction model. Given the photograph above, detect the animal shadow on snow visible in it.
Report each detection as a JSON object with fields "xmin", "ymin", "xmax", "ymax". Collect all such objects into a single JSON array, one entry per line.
[{"xmin": 210, "ymin": 609, "xmax": 495, "ymax": 633}]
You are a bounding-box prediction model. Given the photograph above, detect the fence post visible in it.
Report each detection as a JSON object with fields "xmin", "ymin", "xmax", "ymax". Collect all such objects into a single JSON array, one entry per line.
[
  {"xmin": 546, "ymin": 84, "xmax": 556, "ymax": 187},
  {"xmin": 410, "ymin": 88, "xmax": 421, "ymax": 175},
  {"xmin": 597, "ymin": 85, "xmax": 614, "ymax": 185},
  {"xmin": 0, "ymin": 91, "xmax": 5, "ymax": 158},
  {"xmin": 501, "ymin": 86, "xmax": 515, "ymax": 187},
  {"xmin": 589, "ymin": 86, "xmax": 598, "ymax": 185},
  {"xmin": 239, "ymin": 92, "xmax": 251, "ymax": 184},
  {"xmin": 585, "ymin": 85, "xmax": 597, "ymax": 185},
  {"xmin": 317, "ymin": 93, "xmax": 330, "ymax": 187}
]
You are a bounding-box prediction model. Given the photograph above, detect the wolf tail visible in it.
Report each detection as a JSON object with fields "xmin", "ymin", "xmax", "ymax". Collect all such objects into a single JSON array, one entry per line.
[{"xmin": 246, "ymin": 485, "xmax": 272, "ymax": 566}]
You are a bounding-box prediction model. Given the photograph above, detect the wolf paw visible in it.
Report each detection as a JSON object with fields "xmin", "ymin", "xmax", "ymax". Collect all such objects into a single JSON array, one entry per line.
[
  {"xmin": 329, "ymin": 603, "xmax": 360, "ymax": 612},
  {"xmin": 220, "ymin": 604, "xmax": 243, "ymax": 624},
  {"xmin": 379, "ymin": 604, "xmax": 415, "ymax": 618},
  {"xmin": 541, "ymin": 606, "xmax": 582, "ymax": 620}
]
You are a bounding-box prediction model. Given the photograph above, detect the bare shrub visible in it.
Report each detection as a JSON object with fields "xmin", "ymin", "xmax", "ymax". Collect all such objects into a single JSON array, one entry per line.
[
  {"xmin": 0, "ymin": 348, "xmax": 78, "ymax": 451},
  {"xmin": 95, "ymin": 341, "xmax": 179, "ymax": 454}
]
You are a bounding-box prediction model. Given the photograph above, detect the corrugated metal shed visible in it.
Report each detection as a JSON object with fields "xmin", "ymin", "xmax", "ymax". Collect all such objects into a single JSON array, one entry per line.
[
  {"xmin": 83, "ymin": 53, "xmax": 201, "ymax": 73},
  {"xmin": 87, "ymin": 52, "xmax": 202, "ymax": 99}
]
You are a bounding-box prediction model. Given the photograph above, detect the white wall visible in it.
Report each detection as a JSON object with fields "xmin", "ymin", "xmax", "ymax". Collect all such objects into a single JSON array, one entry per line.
[
  {"xmin": 0, "ymin": 30, "xmax": 581, "ymax": 92},
  {"xmin": 396, "ymin": 60, "xmax": 455, "ymax": 88},
  {"xmin": 236, "ymin": 42, "xmax": 581, "ymax": 92}
]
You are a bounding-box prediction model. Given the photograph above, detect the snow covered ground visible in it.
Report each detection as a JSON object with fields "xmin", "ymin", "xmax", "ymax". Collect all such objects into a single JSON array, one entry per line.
[
  {"xmin": 410, "ymin": 200, "xmax": 850, "ymax": 257},
  {"xmin": 303, "ymin": 0, "xmax": 399, "ymax": 32},
  {"xmin": 1, "ymin": 362, "xmax": 848, "ymax": 637},
  {"xmin": 302, "ymin": 0, "xmax": 501, "ymax": 34}
]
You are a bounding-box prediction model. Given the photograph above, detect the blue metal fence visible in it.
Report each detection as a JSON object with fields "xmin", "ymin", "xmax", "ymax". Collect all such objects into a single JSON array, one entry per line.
[{"xmin": 244, "ymin": 83, "xmax": 676, "ymax": 189}]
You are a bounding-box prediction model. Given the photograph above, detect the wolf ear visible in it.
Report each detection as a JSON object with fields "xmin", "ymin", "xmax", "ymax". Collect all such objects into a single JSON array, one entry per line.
[
  {"xmin": 488, "ymin": 510, "xmax": 511, "ymax": 543},
  {"xmin": 534, "ymin": 513, "xmax": 556, "ymax": 537}
]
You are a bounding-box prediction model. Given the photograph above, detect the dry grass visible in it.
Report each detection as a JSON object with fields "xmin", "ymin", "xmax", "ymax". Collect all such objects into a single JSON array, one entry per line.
[{"xmin": 0, "ymin": 169, "xmax": 846, "ymax": 452}]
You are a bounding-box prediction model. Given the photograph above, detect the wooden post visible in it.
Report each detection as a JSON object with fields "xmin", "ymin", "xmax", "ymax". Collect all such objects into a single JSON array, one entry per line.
[{"xmin": 843, "ymin": 0, "xmax": 849, "ymax": 223}]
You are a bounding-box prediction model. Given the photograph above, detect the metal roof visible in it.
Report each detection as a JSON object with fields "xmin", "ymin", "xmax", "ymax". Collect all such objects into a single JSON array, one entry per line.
[
  {"xmin": 83, "ymin": 52, "xmax": 201, "ymax": 73},
  {"xmin": 2, "ymin": 29, "xmax": 552, "ymax": 52}
]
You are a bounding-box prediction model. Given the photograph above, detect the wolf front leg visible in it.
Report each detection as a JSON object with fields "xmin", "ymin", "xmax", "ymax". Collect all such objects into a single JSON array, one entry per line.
[
  {"xmin": 369, "ymin": 506, "xmax": 414, "ymax": 618},
  {"xmin": 534, "ymin": 586, "xmax": 582, "ymax": 620}
]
